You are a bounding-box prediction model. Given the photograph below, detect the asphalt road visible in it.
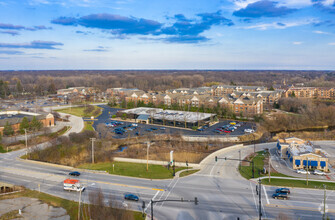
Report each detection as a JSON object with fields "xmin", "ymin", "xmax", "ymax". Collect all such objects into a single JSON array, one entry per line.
[
  {"xmin": 2, "ymin": 141, "xmax": 335, "ymax": 219},
  {"xmin": 93, "ymin": 105, "xmax": 254, "ymax": 139}
]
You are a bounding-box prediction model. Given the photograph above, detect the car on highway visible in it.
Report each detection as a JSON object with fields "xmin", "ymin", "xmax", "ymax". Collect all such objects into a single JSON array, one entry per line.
[
  {"xmin": 296, "ymin": 169, "xmax": 310, "ymax": 174},
  {"xmin": 124, "ymin": 194, "xmax": 139, "ymax": 201},
  {"xmin": 69, "ymin": 171, "xmax": 81, "ymax": 176},
  {"xmin": 272, "ymin": 192, "xmax": 288, "ymax": 200},
  {"xmin": 276, "ymin": 188, "xmax": 290, "ymax": 194},
  {"xmin": 314, "ymin": 170, "xmax": 326, "ymax": 175}
]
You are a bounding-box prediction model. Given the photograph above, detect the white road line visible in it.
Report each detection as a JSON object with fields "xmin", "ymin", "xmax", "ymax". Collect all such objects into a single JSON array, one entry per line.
[
  {"xmin": 263, "ymin": 185, "xmax": 270, "ymax": 205},
  {"xmin": 158, "ymin": 178, "xmax": 179, "ymax": 208},
  {"xmin": 144, "ymin": 190, "xmax": 160, "ymax": 212},
  {"xmin": 250, "ymin": 182, "xmax": 258, "ymax": 212},
  {"xmin": 209, "ymin": 161, "xmax": 216, "ymax": 176}
]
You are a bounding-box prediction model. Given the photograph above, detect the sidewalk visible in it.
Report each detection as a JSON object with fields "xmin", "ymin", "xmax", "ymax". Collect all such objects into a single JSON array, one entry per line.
[{"xmin": 2, "ymin": 121, "xmax": 69, "ymax": 145}]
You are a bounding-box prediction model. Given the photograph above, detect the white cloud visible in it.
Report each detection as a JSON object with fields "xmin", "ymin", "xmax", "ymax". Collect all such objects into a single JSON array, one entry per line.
[
  {"xmin": 293, "ymin": 42, "xmax": 302, "ymax": 45},
  {"xmin": 231, "ymin": 0, "xmax": 312, "ymax": 10},
  {"xmin": 328, "ymin": 42, "xmax": 335, "ymax": 45},
  {"xmin": 313, "ymin": 30, "xmax": 330, "ymax": 35},
  {"xmin": 244, "ymin": 19, "xmax": 316, "ymax": 30}
]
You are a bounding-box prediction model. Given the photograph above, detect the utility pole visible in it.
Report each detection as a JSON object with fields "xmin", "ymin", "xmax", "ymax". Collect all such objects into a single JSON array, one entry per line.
[
  {"xmin": 147, "ymin": 142, "xmax": 150, "ymax": 171},
  {"xmin": 151, "ymin": 199, "xmax": 154, "ymax": 220},
  {"xmin": 258, "ymin": 178, "xmax": 262, "ymax": 220},
  {"xmin": 90, "ymin": 138, "xmax": 96, "ymax": 164},
  {"xmin": 24, "ymin": 129, "xmax": 28, "ymax": 159}
]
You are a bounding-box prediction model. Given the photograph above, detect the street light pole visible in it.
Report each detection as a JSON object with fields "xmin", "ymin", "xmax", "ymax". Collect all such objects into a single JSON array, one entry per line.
[
  {"xmin": 258, "ymin": 178, "xmax": 262, "ymax": 220},
  {"xmin": 24, "ymin": 129, "xmax": 28, "ymax": 159},
  {"xmin": 239, "ymin": 150, "xmax": 241, "ymax": 171},
  {"xmin": 90, "ymin": 138, "xmax": 96, "ymax": 164}
]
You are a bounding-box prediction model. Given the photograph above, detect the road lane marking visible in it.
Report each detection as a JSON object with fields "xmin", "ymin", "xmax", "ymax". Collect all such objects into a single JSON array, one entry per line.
[
  {"xmin": 91, "ymin": 180, "xmax": 164, "ymax": 192},
  {"xmin": 158, "ymin": 178, "xmax": 180, "ymax": 208},
  {"xmin": 2, "ymin": 167, "xmax": 164, "ymax": 192},
  {"xmin": 209, "ymin": 160, "xmax": 216, "ymax": 176},
  {"xmin": 266, "ymin": 204, "xmax": 335, "ymax": 213},
  {"xmin": 144, "ymin": 191, "xmax": 160, "ymax": 212},
  {"xmin": 250, "ymin": 182, "xmax": 258, "ymax": 213},
  {"xmin": 263, "ymin": 185, "xmax": 270, "ymax": 205}
]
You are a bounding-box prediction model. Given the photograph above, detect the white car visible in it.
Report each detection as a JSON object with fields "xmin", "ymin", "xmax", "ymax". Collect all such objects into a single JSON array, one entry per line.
[
  {"xmin": 244, "ymin": 129, "xmax": 255, "ymax": 133},
  {"xmin": 314, "ymin": 170, "xmax": 326, "ymax": 176},
  {"xmin": 296, "ymin": 169, "xmax": 310, "ymax": 174}
]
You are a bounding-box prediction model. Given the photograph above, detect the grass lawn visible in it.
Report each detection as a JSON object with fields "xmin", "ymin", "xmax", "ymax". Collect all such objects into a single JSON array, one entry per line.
[
  {"xmin": 0, "ymin": 189, "xmax": 144, "ymax": 220},
  {"xmin": 239, "ymin": 151, "xmax": 267, "ymax": 179},
  {"xmin": 239, "ymin": 151, "xmax": 294, "ymax": 180},
  {"xmin": 78, "ymin": 161, "xmax": 188, "ymax": 179},
  {"xmin": 0, "ymin": 145, "xmax": 10, "ymax": 153},
  {"xmin": 262, "ymin": 178, "xmax": 335, "ymax": 190},
  {"xmin": 179, "ymin": 169, "xmax": 200, "ymax": 177},
  {"xmin": 84, "ymin": 121, "xmax": 94, "ymax": 131},
  {"xmin": 56, "ymin": 106, "xmax": 102, "ymax": 118}
]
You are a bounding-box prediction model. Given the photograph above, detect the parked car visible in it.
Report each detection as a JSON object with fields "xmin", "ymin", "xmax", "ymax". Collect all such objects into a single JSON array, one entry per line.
[
  {"xmin": 197, "ymin": 128, "xmax": 204, "ymax": 131},
  {"xmin": 124, "ymin": 194, "xmax": 139, "ymax": 201},
  {"xmin": 244, "ymin": 129, "xmax": 255, "ymax": 133},
  {"xmin": 272, "ymin": 193, "xmax": 288, "ymax": 200},
  {"xmin": 223, "ymin": 130, "xmax": 231, "ymax": 133},
  {"xmin": 230, "ymin": 122, "xmax": 236, "ymax": 125},
  {"xmin": 151, "ymin": 127, "xmax": 158, "ymax": 130},
  {"xmin": 115, "ymin": 131, "xmax": 123, "ymax": 135},
  {"xmin": 69, "ymin": 171, "xmax": 81, "ymax": 176},
  {"xmin": 213, "ymin": 130, "xmax": 221, "ymax": 133},
  {"xmin": 216, "ymin": 128, "xmax": 224, "ymax": 132},
  {"xmin": 296, "ymin": 169, "xmax": 310, "ymax": 174},
  {"xmin": 314, "ymin": 170, "xmax": 326, "ymax": 176},
  {"xmin": 145, "ymin": 128, "xmax": 152, "ymax": 132},
  {"xmin": 276, "ymin": 188, "xmax": 290, "ymax": 194},
  {"xmin": 160, "ymin": 127, "xmax": 166, "ymax": 130}
]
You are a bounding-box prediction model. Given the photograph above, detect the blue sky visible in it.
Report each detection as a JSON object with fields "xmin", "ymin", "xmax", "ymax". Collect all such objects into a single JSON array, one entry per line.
[{"xmin": 0, "ymin": 0, "xmax": 335, "ymax": 70}]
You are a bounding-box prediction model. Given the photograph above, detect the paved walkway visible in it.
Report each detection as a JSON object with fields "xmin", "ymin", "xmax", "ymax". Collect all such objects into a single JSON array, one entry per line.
[{"xmin": 2, "ymin": 121, "xmax": 69, "ymax": 145}]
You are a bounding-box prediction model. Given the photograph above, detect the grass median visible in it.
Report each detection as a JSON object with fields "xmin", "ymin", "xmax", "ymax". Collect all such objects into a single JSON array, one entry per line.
[
  {"xmin": 84, "ymin": 121, "xmax": 94, "ymax": 131},
  {"xmin": 261, "ymin": 178, "xmax": 335, "ymax": 190},
  {"xmin": 179, "ymin": 169, "xmax": 200, "ymax": 177},
  {"xmin": 78, "ymin": 161, "xmax": 188, "ymax": 179},
  {"xmin": 239, "ymin": 151, "xmax": 293, "ymax": 179}
]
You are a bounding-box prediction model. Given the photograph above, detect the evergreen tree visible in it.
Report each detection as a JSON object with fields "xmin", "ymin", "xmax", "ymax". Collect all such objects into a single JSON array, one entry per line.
[
  {"xmin": 16, "ymin": 80, "xmax": 23, "ymax": 94},
  {"xmin": 19, "ymin": 117, "xmax": 30, "ymax": 134},
  {"xmin": 3, "ymin": 122, "xmax": 14, "ymax": 136},
  {"xmin": 269, "ymin": 85, "xmax": 275, "ymax": 91},
  {"xmin": 30, "ymin": 116, "xmax": 42, "ymax": 131}
]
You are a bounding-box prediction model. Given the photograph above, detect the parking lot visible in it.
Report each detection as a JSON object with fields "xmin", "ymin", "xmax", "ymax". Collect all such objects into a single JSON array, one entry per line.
[{"xmin": 93, "ymin": 105, "xmax": 254, "ymax": 139}]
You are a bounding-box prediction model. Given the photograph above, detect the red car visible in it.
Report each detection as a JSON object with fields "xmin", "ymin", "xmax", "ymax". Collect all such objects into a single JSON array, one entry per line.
[
  {"xmin": 224, "ymin": 130, "xmax": 231, "ymax": 133},
  {"xmin": 216, "ymin": 128, "xmax": 224, "ymax": 132}
]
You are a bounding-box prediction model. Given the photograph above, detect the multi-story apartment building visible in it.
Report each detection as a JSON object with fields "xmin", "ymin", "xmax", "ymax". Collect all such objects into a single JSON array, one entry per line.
[
  {"xmin": 212, "ymin": 85, "xmax": 266, "ymax": 96},
  {"xmin": 284, "ymin": 86, "xmax": 335, "ymax": 99}
]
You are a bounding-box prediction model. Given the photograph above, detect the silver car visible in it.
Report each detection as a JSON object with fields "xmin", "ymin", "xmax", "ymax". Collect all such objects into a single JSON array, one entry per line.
[{"xmin": 296, "ymin": 169, "xmax": 310, "ymax": 174}]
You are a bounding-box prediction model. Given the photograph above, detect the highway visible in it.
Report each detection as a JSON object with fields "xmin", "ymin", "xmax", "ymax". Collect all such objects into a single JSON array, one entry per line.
[{"xmin": 2, "ymin": 141, "xmax": 335, "ymax": 219}]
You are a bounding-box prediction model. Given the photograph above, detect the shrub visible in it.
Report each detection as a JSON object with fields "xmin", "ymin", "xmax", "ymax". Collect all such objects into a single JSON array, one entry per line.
[{"xmin": 112, "ymin": 115, "xmax": 116, "ymax": 118}]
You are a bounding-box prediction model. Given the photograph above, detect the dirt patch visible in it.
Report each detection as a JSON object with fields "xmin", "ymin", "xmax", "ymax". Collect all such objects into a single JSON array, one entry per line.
[{"xmin": 0, "ymin": 197, "xmax": 69, "ymax": 220}]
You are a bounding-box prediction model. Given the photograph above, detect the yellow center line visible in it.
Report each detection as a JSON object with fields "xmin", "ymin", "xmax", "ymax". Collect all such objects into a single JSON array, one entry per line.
[
  {"xmin": 266, "ymin": 204, "xmax": 335, "ymax": 213},
  {"xmin": 89, "ymin": 180, "xmax": 165, "ymax": 191}
]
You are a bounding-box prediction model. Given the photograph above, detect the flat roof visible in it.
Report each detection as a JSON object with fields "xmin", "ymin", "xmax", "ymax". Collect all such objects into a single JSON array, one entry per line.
[{"xmin": 121, "ymin": 107, "xmax": 216, "ymax": 123}]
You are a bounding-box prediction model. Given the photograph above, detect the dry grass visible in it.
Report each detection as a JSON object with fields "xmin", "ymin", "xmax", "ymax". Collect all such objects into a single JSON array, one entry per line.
[{"xmin": 271, "ymin": 130, "xmax": 335, "ymax": 141}]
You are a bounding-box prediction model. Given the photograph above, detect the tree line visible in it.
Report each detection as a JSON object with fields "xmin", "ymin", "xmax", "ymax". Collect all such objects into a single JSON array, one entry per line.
[{"xmin": 0, "ymin": 70, "xmax": 334, "ymax": 97}]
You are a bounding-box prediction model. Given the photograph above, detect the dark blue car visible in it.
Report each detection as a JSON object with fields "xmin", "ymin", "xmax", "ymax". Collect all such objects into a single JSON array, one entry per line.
[
  {"xmin": 69, "ymin": 171, "xmax": 81, "ymax": 176},
  {"xmin": 124, "ymin": 194, "xmax": 139, "ymax": 201}
]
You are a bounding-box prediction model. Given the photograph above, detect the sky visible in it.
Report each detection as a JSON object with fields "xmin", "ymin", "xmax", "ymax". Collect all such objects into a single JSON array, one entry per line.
[{"xmin": 0, "ymin": 0, "xmax": 335, "ymax": 70}]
